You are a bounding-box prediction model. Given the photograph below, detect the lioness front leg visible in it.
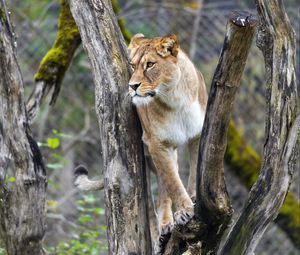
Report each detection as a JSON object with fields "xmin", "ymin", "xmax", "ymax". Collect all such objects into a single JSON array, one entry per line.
[
  {"xmin": 149, "ymin": 141, "xmax": 194, "ymax": 228},
  {"xmin": 156, "ymin": 181, "xmax": 173, "ymax": 253},
  {"xmin": 157, "ymin": 180, "xmax": 173, "ymax": 231}
]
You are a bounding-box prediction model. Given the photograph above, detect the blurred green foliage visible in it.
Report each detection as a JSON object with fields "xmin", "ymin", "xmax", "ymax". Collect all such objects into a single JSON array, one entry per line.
[
  {"xmin": 0, "ymin": 245, "xmax": 6, "ymax": 255},
  {"xmin": 46, "ymin": 194, "xmax": 107, "ymax": 254}
]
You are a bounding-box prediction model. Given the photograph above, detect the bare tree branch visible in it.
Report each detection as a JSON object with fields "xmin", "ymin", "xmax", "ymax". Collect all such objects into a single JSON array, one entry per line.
[{"xmin": 219, "ymin": 0, "xmax": 299, "ymax": 253}]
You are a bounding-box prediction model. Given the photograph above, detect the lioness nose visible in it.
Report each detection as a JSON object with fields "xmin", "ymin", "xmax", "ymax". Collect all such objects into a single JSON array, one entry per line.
[{"xmin": 129, "ymin": 83, "xmax": 141, "ymax": 91}]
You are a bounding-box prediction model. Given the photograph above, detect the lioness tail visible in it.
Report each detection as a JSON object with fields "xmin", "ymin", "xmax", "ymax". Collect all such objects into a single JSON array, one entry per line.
[{"xmin": 74, "ymin": 165, "xmax": 104, "ymax": 191}]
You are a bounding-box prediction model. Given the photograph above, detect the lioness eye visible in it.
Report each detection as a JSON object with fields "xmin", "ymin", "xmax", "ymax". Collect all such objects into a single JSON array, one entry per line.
[
  {"xmin": 130, "ymin": 63, "xmax": 135, "ymax": 70},
  {"xmin": 146, "ymin": 62, "xmax": 155, "ymax": 68}
]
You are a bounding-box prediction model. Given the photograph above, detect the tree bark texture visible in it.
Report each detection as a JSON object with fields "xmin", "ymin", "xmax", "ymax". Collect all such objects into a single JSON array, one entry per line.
[
  {"xmin": 26, "ymin": 0, "xmax": 81, "ymax": 123},
  {"xmin": 219, "ymin": 0, "xmax": 299, "ymax": 254},
  {"xmin": 195, "ymin": 11, "xmax": 257, "ymax": 254},
  {"xmin": 69, "ymin": 0, "xmax": 152, "ymax": 254},
  {"xmin": 0, "ymin": 3, "xmax": 47, "ymax": 255}
]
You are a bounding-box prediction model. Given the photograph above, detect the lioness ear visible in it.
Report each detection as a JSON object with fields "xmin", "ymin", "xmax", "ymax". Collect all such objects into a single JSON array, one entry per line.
[
  {"xmin": 156, "ymin": 34, "xmax": 179, "ymax": 57},
  {"xmin": 128, "ymin": 33, "xmax": 145, "ymax": 49}
]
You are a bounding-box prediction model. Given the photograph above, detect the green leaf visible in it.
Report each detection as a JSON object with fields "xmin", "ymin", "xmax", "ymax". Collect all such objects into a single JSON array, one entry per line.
[
  {"xmin": 47, "ymin": 137, "xmax": 60, "ymax": 149},
  {"xmin": 47, "ymin": 163, "xmax": 64, "ymax": 170},
  {"xmin": 79, "ymin": 214, "xmax": 93, "ymax": 224},
  {"xmin": 99, "ymin": 225, "xmax": 107, "ymax": 231},
  {"xmin": 51, "ymin": 153, "xmax": 68, "ymax": 165},
  {"xmin": 94, "ymin": 207, "xmax": 105, "ymax": 216},
  {"xmin": 82, "ymin": 194, "xmax": 96, "ymax": 204},
  {"xmin": 52, "ymin": 129, "xmax": 58, "ymax": 135},
  {"xmin": 8, "ymin": 176, "xmax": 15, "ymax": 183}
]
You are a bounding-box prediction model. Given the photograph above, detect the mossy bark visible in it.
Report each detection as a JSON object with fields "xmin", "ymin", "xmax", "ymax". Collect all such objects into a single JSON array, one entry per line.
[
  {"xmin": 226, "ymin": 120, "xmax": 300, "ymax": 249},
  {"xmin": 34, "ymin": 0, "xmax": 80, "ymax": 100},
  {"xmin": 27, "ymin": 0, "xmax": 81, "ymax": 122},
  {"xmin": 27, "ymin": 0, "xmax": 131, "ymax": 123},
  {"xmin": 0, "ymin": 7, "xmax": 6, "ymax": 22},
  {"xmin": 111, "ymin": 0, "xmax": 132, "ymax": 44}
]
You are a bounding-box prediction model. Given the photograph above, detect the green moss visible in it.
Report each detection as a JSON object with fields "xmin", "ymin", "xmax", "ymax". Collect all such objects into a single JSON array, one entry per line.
[
  {"xmin": 226, "ymin": 120, "xmax": 261, "ymax": 188},
  {"xmin": 276, "ymin": 192, "xmax": 300, "ymax": 248},
  {"xmin": 111, "ymin": 0, "xmax": 132, "ymax": 44},
  {"xmin": 0, "ymin": 7, "xmax": 6, "ymax": 23},
  {"xmin": 34, "ymin": 47, "xmax": 68, "ymax": 82},
  {"xmin": 34, "ymin": 0, "xmax": 80, "ymax": 102},
  {"xmin": 279, "ymin": 192, "xmax": 300, "ymax": 227}
]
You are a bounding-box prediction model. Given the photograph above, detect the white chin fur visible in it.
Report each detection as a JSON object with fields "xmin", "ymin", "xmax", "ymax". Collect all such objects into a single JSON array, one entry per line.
[{"xmin": 132, "ymin": 95, "xmax": 153, "ymax": 106}]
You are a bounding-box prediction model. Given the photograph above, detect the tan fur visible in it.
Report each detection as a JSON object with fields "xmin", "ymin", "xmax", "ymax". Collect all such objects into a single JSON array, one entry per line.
[{"xmin": 128, "ymin": 34, "xmax": 208, "ymax": 232}]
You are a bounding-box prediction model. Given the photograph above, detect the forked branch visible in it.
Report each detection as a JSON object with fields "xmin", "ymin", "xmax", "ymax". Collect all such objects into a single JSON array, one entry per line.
[{"xmin": 219, "ymin": 0, "xmax": 299, "ymax": 253}]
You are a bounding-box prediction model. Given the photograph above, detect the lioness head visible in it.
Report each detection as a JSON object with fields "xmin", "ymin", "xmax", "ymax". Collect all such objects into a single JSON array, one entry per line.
[{"xmin": 128, "ymin": 34, "xmax": 181, "ymax": 106}]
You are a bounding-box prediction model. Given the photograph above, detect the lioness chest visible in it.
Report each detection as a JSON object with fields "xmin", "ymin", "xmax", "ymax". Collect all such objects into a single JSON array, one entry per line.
[{"xmin": 154, "ymin": 101, "xmax": 205, "ymax": 145}]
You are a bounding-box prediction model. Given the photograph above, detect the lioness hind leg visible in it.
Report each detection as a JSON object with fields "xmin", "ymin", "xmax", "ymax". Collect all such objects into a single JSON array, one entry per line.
[
  {"xmin": 187, "ymin": 136, "xmax": 200, "ymax": 200},
  {"xmin": 149, "ymin": 142, "xmax": 194, "ymax": 227}
]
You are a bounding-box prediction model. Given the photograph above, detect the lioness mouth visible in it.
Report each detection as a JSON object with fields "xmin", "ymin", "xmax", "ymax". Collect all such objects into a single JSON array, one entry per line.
[
  {"xmin": 146, "ymin": 91, "xmax": 156, "ymax": 97},
  {"xmin": 134, "ymin": 91, "xmax": 156, "ymax": 98}
]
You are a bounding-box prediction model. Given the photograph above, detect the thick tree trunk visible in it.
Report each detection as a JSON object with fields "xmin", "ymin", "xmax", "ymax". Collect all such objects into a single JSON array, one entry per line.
[
  {"xmin": 0, "ymin": 3, "xmax": 47, "ymax": 255},
  {"xmin": 69, "ymin": 0, "xmax": 152, "ymax": 254},
  {"xmin": 219, "ymin": 0, "xmax": 299, "ymax": 254}
]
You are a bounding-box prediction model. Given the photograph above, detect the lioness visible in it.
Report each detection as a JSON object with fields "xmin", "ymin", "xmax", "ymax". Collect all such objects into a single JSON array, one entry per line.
[
  {"xmin": 128, "ymin": 34, "xmax": 207, "ymax": 237},
  {"xmin": 74, "ymin": 33, "xmax": 207, "ymax": 251}
]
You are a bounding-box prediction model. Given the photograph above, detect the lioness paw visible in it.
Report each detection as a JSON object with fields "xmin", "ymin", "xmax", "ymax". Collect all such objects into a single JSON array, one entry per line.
[
  {"xmin": 174, "ymin": 209, "xmax": 194, "ymax": 226},
  {"xmin": 155, "ymin": 223, "xmax": 173, "ymax": 255}
]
